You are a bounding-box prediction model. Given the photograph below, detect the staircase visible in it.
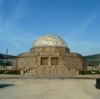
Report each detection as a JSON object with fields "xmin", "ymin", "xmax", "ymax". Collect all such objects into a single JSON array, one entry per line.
[{"xmin": 25, "ymin": 65, "xmax": 77, "ymax": 75}]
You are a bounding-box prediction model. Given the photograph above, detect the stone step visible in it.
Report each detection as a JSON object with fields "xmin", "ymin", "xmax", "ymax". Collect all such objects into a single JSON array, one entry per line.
[
  {"xmin": 51, "ymin": 70, "xmax": 57, "ymax": 75},
  {"xmin": 25, "ymin": 65, "xmax": 76, "ymax": 75},
  {"xmin": 57, "ymin": 71, "xmax": 64, "ymax": 75},
  {"xmin": 37, "ymin": 71, "xmax": 44, "ymax": 75}
]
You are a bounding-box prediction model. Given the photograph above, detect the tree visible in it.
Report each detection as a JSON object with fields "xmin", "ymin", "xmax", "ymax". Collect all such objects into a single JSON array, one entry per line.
[{"xmin": 0, "ymin": 60, "xmax": 4, "ymax": 65}]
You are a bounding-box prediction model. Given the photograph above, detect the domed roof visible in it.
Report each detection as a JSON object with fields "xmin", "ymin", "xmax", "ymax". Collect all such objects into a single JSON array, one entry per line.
[{"xmin": 32, "ymin": 34, "xmax": 68, "ymax": 48}]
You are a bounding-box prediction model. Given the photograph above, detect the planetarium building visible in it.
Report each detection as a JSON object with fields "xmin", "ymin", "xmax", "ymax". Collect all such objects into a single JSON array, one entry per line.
[{"xmin": 13, "ymin": 34, "xmax": 83, "ymax": 75}]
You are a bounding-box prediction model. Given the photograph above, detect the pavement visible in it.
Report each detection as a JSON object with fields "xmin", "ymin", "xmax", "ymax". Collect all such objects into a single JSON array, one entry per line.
[
  {"xmin": 0, "ymin": 74, "xmax": 100, "ymax": 99},
  {"xmin": 0, "ymin": 74, "xmax": 100, "ymax": 79}
]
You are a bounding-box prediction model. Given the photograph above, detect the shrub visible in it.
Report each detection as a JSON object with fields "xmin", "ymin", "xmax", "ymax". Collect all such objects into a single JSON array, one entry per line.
[
  {"xmin": 0, "ymin": 70, "xmax": 20, "ymax": 74},
  {"xmin": 79, "ymin": 70, "xmax": 99, "ymax": 75},
  {"xmin": 0, "ymin": 70, "xmax": 5, "ymax": 74}
]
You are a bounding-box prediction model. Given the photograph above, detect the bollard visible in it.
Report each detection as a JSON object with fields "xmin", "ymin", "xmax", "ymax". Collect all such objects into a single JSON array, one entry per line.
[
  {"xmin": 96, "ymin": 78, "xmax": 100, "ymax": 89},
  {"xmin": 20, "ymin": 70, "xmax": 24, "ymax": 75},
  {"xmin": 23, "ymin": 69, "xmax": 26, "ymax": 73}
]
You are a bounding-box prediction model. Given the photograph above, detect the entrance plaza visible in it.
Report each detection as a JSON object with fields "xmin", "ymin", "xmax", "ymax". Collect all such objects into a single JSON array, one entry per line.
[
  {"xmin": 1, "ymin": 34, "xmax": 100, "ymax": 98},
  {"xmin": 0, "ymin": 75, "xmax": 100, "ymax": 99}
]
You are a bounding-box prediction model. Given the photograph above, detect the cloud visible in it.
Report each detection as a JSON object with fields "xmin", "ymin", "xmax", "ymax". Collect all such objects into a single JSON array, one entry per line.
[
  {"xmin": 1, "ymin": 0, "xmax": 26, "ymax": 28},
  {"xmin": 65, "ymin": 38, "xmax": 100, "ymax": 56},
  {"xmin": 65, "ymin": 4, "xmax": 100, "ymax": 40},
  {"xmin": 65, "ymin": 14, "xmax": 97, "ymax": 40},
  {"xmin": 81, "ymin": 14, "xmax": 97, "ymax": 30},
  {"xmin": 64, "ymin": 4, "xmax": 100, "ymax": 56},
  {"xmin": 0, "ymin": 0, "xmax": 37, "ymax": 49},
  {"xmin": 63, "ymin": 13, "xmax": 98, "ymax": 56},
  {"xmin": 0, "ymin": 28, "xmax": 36, "ymax": 49}
]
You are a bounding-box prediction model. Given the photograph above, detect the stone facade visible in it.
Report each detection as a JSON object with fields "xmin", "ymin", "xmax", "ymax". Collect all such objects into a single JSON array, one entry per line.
[
  {"xmin": 12, "ymin": 34, "xmax": 83, "ymax": 75},
  {"xmin": 13, "ymin": 46, "xmax": 83, "ymax": 73}
]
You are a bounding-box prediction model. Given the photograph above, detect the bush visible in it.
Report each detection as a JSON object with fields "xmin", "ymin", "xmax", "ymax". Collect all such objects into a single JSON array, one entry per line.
[
  {"xmin": 79, "ymin": 70, "xmax": 99, "ymax": 75},
  {"xmin": 0, "ymin": 70, "xmax": 20, "ymax": 74},
  {"xmin": 0, "ymin": 60, "xmax": 4, "ymax": 65},
  {"xmin": 0, "ymin": 70, "xmax": 5, "ymax": 74}
]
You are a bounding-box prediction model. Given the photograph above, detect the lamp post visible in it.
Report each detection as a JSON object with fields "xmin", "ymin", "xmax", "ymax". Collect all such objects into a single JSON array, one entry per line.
[
  {"xmin": 99, "ymin": 61, "xmax": 100, "ymax": 74},
  {"xmin": 15, "ymin": 58, "xmax": 17, "ymax": 75},
  {"xmin": 91, "ymin": 47, "xmax": 93, "ymax": 66},
  {"xmin": 4, "ymin": 54, "xmax": 7, "ymax": 70},
  {"xmin": 5, "ymin": 48, "xmax": 8, "ymax": 70},
  {"xmin": 83, "ymin": 57, "xmax": 84, "ymax": 75}
]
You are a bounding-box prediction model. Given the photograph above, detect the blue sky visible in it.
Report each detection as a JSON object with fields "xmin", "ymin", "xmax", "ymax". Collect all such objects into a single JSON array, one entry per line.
[{"xmin": 0, "ymin": 0, "xmax": 100, "ymax": 56}]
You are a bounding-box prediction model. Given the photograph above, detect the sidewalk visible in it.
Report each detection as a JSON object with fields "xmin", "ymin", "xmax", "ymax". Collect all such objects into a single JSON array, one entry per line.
[
  {"xmin": 0, "ymin": 77, "xmax": 100, "ymax": 99},
  {"xmin": 0, "ymin": 74, "xmax": 100, "ymax": 79}
]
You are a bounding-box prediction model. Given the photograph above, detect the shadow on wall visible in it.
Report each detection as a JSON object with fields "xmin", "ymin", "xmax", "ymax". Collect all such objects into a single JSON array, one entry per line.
[{"xmin": 0, "ymin": 84, "xmax": 15, "ymax": 88}]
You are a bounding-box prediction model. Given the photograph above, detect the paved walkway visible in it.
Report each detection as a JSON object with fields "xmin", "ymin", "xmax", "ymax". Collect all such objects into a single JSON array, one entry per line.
[
  {"xmin": 0, "ymin": 74, "xmax": 100, "ymax": 79},
  {"xmin": 0, "ymin": 76, "xmax": 100, "ymax": 99}
]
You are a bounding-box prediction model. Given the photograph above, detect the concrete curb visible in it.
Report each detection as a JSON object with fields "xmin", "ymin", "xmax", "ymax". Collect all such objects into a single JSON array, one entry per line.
[{"xmin": 0, "ymin": 74, "xmax": 100, "ymax": 79}]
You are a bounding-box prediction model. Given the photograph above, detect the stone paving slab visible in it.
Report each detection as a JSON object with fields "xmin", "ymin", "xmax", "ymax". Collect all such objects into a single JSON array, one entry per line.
[{"xmin": 0, "ymin": 77, "xmax": 100, "ymax": 99}]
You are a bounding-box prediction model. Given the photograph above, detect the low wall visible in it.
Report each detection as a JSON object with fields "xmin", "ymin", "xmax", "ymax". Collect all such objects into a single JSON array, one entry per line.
[
  {"xmin": 20, "ymin": 68, "xmax": 31, "ymax": 74},
  {"xmin": 0, "ymin": 66, "xmax": 12, "ymax": 70},
  {"xmin": 87, "ymin": 66, "xmax": 100, "ymax": 70}
]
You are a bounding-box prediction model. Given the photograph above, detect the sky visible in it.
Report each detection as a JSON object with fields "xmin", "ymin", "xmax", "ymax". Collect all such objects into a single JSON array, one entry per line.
[{"xmin": 0, "ymin": 0, "xmax": 100, "ymax": 56}]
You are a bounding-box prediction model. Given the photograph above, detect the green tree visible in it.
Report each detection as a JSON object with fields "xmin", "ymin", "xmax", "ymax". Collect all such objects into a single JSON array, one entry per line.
[{"xmin": 0, "ymin": 60, "xmax": 4, "ymax": 65}]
